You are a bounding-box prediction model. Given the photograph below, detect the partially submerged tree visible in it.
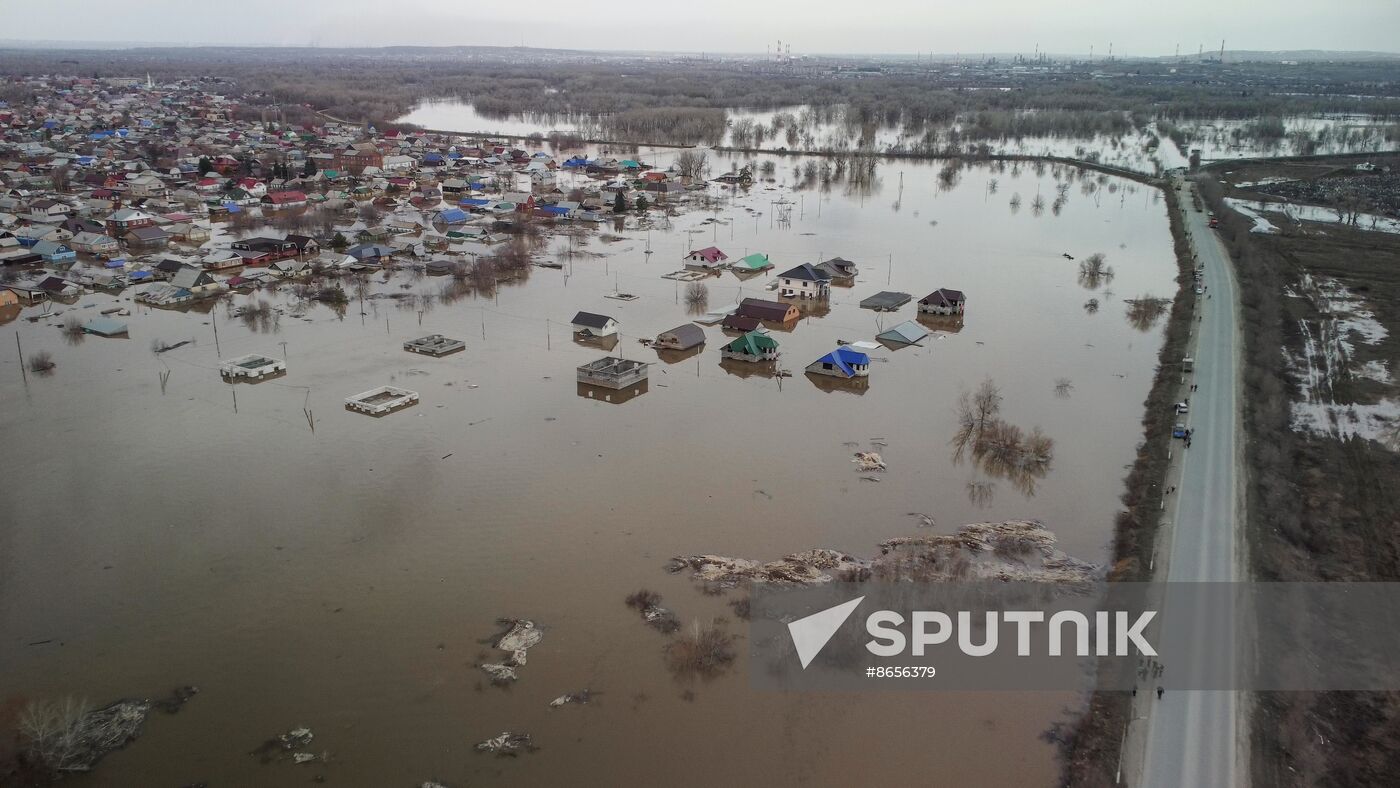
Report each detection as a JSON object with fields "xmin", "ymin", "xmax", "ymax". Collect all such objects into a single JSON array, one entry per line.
[
  {"xmin": 675, "ymin": 149, "xmax": 710, "ymax": 181},
  {"xmin": 1077, "ymin": 253, "xmax": 1115, "ymax": 290},
  {"xmin": 684, "ymin": 281, "xmax": 709, "ymax": 310},
  {"xmin": 28, "ymin": 351, "xmax": 55, "ymax": 373}
]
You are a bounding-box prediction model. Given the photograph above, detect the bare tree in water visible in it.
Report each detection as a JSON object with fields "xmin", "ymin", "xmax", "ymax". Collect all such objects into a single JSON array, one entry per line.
[{"xmin": 675, "ymin": 150, "xmax": 710, "ymax": 181}]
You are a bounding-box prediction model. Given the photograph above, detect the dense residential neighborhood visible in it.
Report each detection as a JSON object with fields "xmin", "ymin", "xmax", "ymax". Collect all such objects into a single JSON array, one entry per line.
[{"xmin": 0, "ymin": 73, "xmax": 726, "ymax": 306}]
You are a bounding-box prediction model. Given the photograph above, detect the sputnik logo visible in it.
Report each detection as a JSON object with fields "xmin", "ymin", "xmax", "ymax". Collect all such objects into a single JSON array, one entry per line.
[{"xmin": 787, "ymin": 596, "xmax": 864, "ymax": 669}]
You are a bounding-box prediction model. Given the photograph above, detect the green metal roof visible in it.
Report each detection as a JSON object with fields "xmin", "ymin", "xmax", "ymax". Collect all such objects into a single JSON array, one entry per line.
[
  {"xmin": 725, "ymin": 330, "xmax": 778, "ymax": 355},
  {"xmin": 734, "ymin": 253, "xmax": 771, "ymax": 270}
]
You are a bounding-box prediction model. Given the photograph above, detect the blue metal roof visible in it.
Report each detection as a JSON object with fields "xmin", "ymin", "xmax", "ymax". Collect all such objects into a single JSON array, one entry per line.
[{"xmin": 813, "ymin": 347, "xmax": 869, "ymax": 377}]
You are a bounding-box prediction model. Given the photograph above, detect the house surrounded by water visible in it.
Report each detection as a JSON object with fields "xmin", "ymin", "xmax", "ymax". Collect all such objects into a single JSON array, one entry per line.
[
  {"xmin": 654, "ymin": 323, "xmax": 706, "ymax": 351},
  {"xmin": 806, "ymin": 347, "xmax": 870, "ymax": 378},
  {"xmin": 722, "ymin": 331, "xmax": 780, "ymax": 362},
  {"xmin": 777, "ymin": 263, "xmax": 831, "ymax": 299},
  {"xmin": 683, "ymin": 246, "xmax": 728, "ymax": 271},
  {"xmin": 919, "ymin": 288, "xmax": 966, "ymax": 316},
  {"xmin": 738, "ymin": 297, "xmax": 799, "ymax": 324},
  {"xmin": 572, "ymin": 311, "xmax": 619, "ymax": 337}
]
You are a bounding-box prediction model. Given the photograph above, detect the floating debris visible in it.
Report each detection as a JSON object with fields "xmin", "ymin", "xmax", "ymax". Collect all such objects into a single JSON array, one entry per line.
[
  {"xmin": 907, "ymin": 512, "xmax": 936, "ymax": 528},
  {"xmin": 252, "ymin": 726, "xmax": 314, "ymax": 765},
  {"xmin": 852, "ymin": 452, "xmax": 886, "ymax": 472},
  {"xmin": 625, "ymin": 590, "xmax": 680, "ymax": 634},
  {"xmin": 475, "ymin": 731, "xmax": 537, "ymax": 756},
  {"xmin": 479, "ymin": 619, "xmax": 543, "ymax": 684},
  {"xmin": 548, "ymin": 690, "xmax": 594, "ymax": 708},
  {"xmin": 668, "ymin": 521, "xmax": 1095, "ymax": 589}
]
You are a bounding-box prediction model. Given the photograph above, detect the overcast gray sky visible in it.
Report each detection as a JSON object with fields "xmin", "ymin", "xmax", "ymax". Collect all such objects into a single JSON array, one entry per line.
[{"xmin": 3, "ymin": 0, "xmax": 1397, "ymax": 56}]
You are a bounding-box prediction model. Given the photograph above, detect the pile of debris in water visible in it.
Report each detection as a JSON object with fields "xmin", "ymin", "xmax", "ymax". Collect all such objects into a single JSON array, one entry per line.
[
  {"xmin": 667, "ymin": 520, "xmax": 1096, "ymax": 588},
  {"xmin": 21, "ymin": 686, "xmax": 198, "ymax": 774},
  {"xmin": 852, "ymin": 451, "xmax": 886, "ymax": 472},
  {"xmin": 478, "ymin": 619, "xmax": 543, "ymax": 684},
  {"xmin": 475, "ymin": 731, "xmax": 537, "ymax": 756},
  {"xmin": 549, "ymin": 690, "xmax": 593, "ymax": 708},
  {"xmin": 624, "ymin": 590, "xmax": 680, "ymax": 633},
  {"xmin": 251, "ymin": 726, "xmax": 326, "ymax": 765}
]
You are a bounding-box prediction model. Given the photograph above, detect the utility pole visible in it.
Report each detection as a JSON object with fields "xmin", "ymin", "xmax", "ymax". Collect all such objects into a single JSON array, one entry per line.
[
  {"xmin": 211, "ymin": 309, "xmax": 221, "ymax": 357},
  {"xmin": 16, "ymin": 333, "xmax": 26, "ymax": 384}
]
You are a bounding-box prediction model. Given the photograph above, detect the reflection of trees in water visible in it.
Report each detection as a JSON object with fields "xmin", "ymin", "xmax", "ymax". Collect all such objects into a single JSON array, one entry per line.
[
  {"xmin": 237, "ymin": 299, "xmax": 280, "ymax": 333},
  {"xmin": 1125, "ymin": 295, "xmax": 1170, "ymax": 332},
  {"xmin": 1031, "ymin": 194, "xmax": 1046, "ymax": 216},
  {"xmin": 967, "ymin": 479, "xmax": 996, "ymax": 508},
  {"xmin": 950, "ymin": 378, "xmax": 1054, "ymax": 497},
  {"xmin": 685, "ymin": 282, "xmax": 709, "ymax": 314},
  {"xmin": 1083, "ymin": 298, "xmax": 1100, "ymax": 314},
  {"xmin": 1077, "ymin": 253, "xmax": 1115, "ymax": 290},
  {"xmin": 437, "ymin": 280, "xmax": 473, "ymax": 306},
  {"xmin": 1009, "ymin": 193, "xmax": 1022, "ymax": 213},
  {"xmin": 61, "ymin": 316, "xmax": 85, "ymax": 346},
  {"xmin": 937, "ymin": 160, "xmax": 962, "ymax": 191},
  {"xmin": 1054, "ymin": 378, "xmax": 1074, "ymax": 398}
]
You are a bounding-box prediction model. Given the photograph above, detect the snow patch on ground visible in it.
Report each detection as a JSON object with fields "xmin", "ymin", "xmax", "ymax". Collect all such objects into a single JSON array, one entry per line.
[
  {"xmin": 1286, "ymin": 274, "xmax": 1397, "ymax": 443},
  {"xmin": 1224, "ymin": 198, "xmax": 1279, "ymax": 233},
  {"xmin": 1236, "ymin": 177, "xmax": 1296, "ymax": 188},
  {"xmin": 1357, "ymin": 360, "xmax": 1393, "ymax": 385},
  {"xmin": 1292, "ymin": 399, "xmax": 1400, "ymax": 444},
  {"xmin": 1279, "ymin": 202, "xmax": 1400, "ymax": 236},
  {"xmin": 1227, "ymin": 197, "xmax": 1400, "ymax": 237}
]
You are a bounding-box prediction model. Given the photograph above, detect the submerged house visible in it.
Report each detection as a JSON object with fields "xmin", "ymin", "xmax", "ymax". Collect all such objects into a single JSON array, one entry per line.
[
  {"xmin": 730, "ymin": 252, "xmax": 773, "ymax": 274},
  {"xmin": 721, "ymin": 330, "xmax": 779, "ymax": 362},
  {"xmin": 738, "ymin": 297, "xmax": 799, "ymax": 324},
  {"xmin": 572, "ymin": 311, "xmax": 618, "ymax": 337},
  {"xmin": 859, "ymin": 291, "xmax": 912, "ymax": 312},
  {"xmin": 576, "ymin": 356, "xmax": 649, "ymax": 389},
  {"xmin": 170, "ymin": 265, "xmax": 219, "ymax": 294},
  {"xmin": 31, "ymin": 240, "xmax": 76, "ymax": 263},
  {"xmin": 806, "ymin": 347, "xmax": 870, "ymax": 378},
  {"xmin": 654, "ymin": 323, "xmax": 706, "ymax": 351},
  {"xmin": 919, "ymin": 288, "xmax": 966, "ymax": 316},
  {"xmin": 80, "ymin": 317, "xmax": 128, "ymax": 337},
  {"xmin": 683, "ymin": 246, "xmax": 728, "ymax": 270},
  {"xmin": 816, "ymin": 256, "xmax": 858, "ymax": 283},
  {"xmin": 721, "ymin": 314, "xmax": 762, "ymax": 333},
  {"xmin": 69, "ymin": 231, "xmax": 119, "ymax": 255},
  {"xmin": 876, "ymin": 320, "xmax": 930, "ymax": 346},
  {"xmin": 776, "ymin": 263, "xmax": 831, "ymax": 300}
]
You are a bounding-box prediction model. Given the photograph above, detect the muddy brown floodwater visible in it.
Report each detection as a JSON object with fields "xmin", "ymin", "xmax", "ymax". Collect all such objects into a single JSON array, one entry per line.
[{"xmin": 0, "ymin": 155, "xmax": 1177, "ymax": 786}]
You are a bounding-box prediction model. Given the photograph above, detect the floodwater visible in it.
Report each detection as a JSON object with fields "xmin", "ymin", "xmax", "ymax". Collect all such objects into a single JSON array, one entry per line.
[
  {"xmin": 396, "ymin": 100, "xmax": 1398, "ymax": 174},
  {"xmin": 395, "ymin": 100, "xmax": 590, "ymax": 138},
  {"xmin": 0, "ymin": 155, "xmax": 1178, "ymax": 786}
]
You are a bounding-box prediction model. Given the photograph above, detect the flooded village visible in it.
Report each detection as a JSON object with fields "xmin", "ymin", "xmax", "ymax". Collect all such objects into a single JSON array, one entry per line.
[{"xmin": 0, "ymin": 45, "xmax": 1397, "ymax": 788}]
